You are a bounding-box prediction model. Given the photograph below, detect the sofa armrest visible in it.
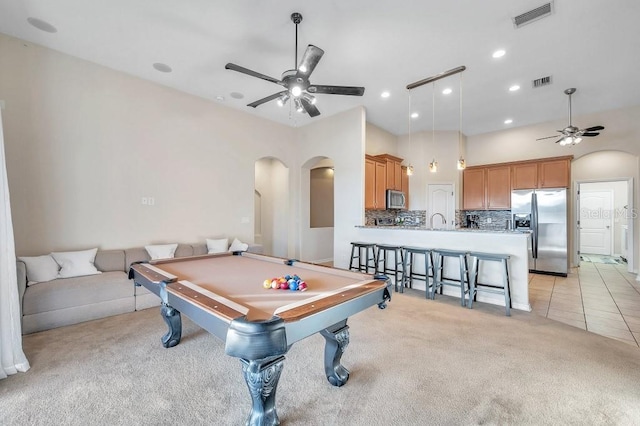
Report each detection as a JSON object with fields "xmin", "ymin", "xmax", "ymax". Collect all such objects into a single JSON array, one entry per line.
[{"xmin": 16, "ymin": 260, "xmax": 27, "ymax": 313}]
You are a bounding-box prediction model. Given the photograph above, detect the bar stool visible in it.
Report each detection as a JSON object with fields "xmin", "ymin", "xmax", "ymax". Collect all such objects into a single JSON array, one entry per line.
[
  {"xmin": 431, "ymin": 249, "xmax": 471, "ymax": 306},
  {"xmin": 375, "ymin": 244, "xmax": 405, "ymax": 292},
  {"xmin": 402, "ymin": 246, "xmax": 434, "ymax": 296},
  {"xmin": 348, "ymin": 242, "xmax": 377, "ymax": 273},
  {"xmin": 468, "ymin": 252, "xmax": 511, "ymax": 316}
]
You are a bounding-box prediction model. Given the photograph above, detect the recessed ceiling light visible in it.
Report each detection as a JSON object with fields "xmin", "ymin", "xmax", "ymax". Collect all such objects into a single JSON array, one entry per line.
[
  {"xmin": 504, "ymin": 119, "xmax": 513, "ymax": 124},
  {"xmin": 492, "ymin": 49, "xmax": 506, "ymax": 58},
  {"xmin": 215, "ymin": 95, "xmax": 225, "ymax": 101},
  {"xmin": 27, "ymin": 17, "xmax": 57, "ymax": 33},
  {"xmin": 152, "ymin": 63, "xmax": 172, "ymax": 73},
  {"xmin": 411, "ymin": 112, "xmax": 419, "ymax": 119},
  {"xmin": 230, "ymin": 92, "xmax": 244, "ymax": 99},
  {"xmin": 442, "ymin": 88, "xmax": 452, "ymax": 95},
  {"xmin": 381, "ymin": 91, "xmax": 390, "ymax": 98},
  {"xmin": 509, "ymin": 85, "xmax": 520, "ymax": 92}
]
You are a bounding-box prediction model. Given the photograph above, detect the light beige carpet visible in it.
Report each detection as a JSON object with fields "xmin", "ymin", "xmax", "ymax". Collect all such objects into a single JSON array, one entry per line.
[{"xmin": 2, "ymin": 290, "xmax": 640, "ymax": 425}]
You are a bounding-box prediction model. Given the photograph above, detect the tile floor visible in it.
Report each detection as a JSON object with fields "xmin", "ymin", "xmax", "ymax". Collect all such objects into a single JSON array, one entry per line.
[{"xmin": 529, "ymin": 255, "xmax": 640, "ymax": 348}]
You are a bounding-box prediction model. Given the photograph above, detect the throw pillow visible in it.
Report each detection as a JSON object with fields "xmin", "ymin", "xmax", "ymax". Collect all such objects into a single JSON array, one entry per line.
[
  {"xmin": 18, "ymin": 254, "xmax": 60, "ymax": 285},
  {"xmin": 145, "ymin": 243, "xmax": 178, "ymax": 260},
  {"xmin": 228, "ymin": 238, "xmax": 249, "ymax": 252},
  {"xmin": 51, "ymin": 248, "xmax": 101, "ymax": 279},
  {"xmin": 207, "ymin": 238, "xmax": 229, "ymax": 254}
]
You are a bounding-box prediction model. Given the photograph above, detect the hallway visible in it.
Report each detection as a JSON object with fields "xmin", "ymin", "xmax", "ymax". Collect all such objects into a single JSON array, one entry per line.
[{"xmin": 529, "ymin": 256, "xmax": 640, "ymax": 347}]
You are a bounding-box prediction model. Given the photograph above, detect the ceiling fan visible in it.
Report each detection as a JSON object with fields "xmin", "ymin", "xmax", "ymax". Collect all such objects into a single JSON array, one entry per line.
[
  {"xmin": 536, "ymin": 88, "xmax": 604, "ymax": 146},
  {"xmin": 225, "ymin": 12, "xmax": 365, "ymax": 118}
]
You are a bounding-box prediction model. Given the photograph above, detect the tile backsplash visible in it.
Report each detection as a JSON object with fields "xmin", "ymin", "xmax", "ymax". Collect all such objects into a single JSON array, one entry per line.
[{"xmin": 365, "ymin": 209, "xmax": 512, "ymax": 230}]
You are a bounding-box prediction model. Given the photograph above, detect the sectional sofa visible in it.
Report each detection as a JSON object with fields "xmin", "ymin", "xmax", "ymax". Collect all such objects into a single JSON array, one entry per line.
[{"xmin": 16, "ymin": 241, "xmax": 263, "ymax": 334}]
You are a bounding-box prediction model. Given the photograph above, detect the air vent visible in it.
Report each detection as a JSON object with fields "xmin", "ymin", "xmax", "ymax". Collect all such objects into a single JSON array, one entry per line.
[
  {"xmin": 532, "ymin": 76, "xmax": 552, "ymax": 88},
  {"xmin": 513, "ymin": 2, "xmax": 554, "ymax": 28}
]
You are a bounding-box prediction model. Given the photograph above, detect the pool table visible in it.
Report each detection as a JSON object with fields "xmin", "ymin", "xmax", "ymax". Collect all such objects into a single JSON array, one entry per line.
[{"xmin": 129, "ymin": 251, "xmax": 391, "ymax": 426}]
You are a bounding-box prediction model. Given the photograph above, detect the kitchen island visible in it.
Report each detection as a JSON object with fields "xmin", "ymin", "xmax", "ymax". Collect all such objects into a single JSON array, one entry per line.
[{"xmin": 354, "ymin": 226, "xmax": 531, "ymax": 311}]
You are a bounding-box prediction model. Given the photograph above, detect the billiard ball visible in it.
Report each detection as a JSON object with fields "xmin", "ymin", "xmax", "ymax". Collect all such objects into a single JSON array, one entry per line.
[{"xmin": 263, "ymin": 279, "xmax": 272, "ymax": 289}]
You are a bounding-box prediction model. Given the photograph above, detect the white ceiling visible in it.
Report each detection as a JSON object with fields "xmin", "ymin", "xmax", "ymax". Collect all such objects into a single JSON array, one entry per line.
[{"xmin": 1, "ymin": 0, "xmax": 639, "ymax": 136}]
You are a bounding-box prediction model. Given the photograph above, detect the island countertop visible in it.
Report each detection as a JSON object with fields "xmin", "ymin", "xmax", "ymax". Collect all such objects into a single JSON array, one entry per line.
[
  {"xmin": 357, "ymin": 225, "xmax": 529, "ymax": 234},
  {"xmin": 353, "ymin": 225, "xmax": 531, "ymax": 312}
]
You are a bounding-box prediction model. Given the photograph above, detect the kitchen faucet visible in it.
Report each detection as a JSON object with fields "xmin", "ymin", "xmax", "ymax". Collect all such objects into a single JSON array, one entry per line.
[{"xmin": 429, "ymin": 212, "xmax": 447, "ymax": 229}]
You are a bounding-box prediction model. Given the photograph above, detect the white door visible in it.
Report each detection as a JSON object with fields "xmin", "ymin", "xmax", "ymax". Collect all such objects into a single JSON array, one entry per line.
[
  {"xmin": 579, "ymin": 190, "xmax": 613, "ymax": 255},
  {"xmin": 427, "ymin": 184, "xmax": 455, "ymax": 229}
]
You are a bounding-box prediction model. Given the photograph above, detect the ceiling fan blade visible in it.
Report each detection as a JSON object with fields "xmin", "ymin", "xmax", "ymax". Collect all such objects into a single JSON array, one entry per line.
[
  {"xmin": 300, "ymin": 97, "xmax": 321, "ymax": 117},
  {"xmin": 536, "ymin": 135, "xmax": 561, "ymax": 141},
  {"xmin": 225, "ymin": 63, "xmax": 283, "ymax": 85},
  {"xmin": 247, "ymin": 91, "xmax": 288, "ymax": 108},
  {"xmin": 308, "ymin": 85, "xmax": 365, "ymax": 96},
  {"xmin": 554, "ymin": 137, "xmax": 565, "ymax": 144},
  {"xmin": 296, "ymin": 45, "xmax": 324, "ymax": 79},
  {"xmin": 584, "ymin": 125, "xmax": 604, "ymax": 132},
  {"xmin": 582, "ymin": 132, "xmax": 600, "ymax": 137}
]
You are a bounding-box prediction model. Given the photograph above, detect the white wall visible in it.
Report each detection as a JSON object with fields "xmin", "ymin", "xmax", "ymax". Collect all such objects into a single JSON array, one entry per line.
[
  {"xmin": 365, "ymin": 122, "xmax": 398, "ymax": 156},
  {"xmin": 254, "ymin": 158, "xmax": 290, "ymax": 257},
  {"xmin": 0, "ymin": 33, "xmax": 297, "ymax": 254},
  {"xmin": 298, "ymin": 108, "xmax": 366, "ymax": 269}
]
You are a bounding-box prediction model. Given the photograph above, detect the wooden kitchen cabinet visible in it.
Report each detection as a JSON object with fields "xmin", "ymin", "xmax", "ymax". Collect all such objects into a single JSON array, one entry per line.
[
  {"xmin": 462, "ymin": 168, "xmax": 486, "ymax": 210},
  {"xmin": 375, "ymin": 154, "xmax": 404, "ymax": 191},
  {"xmin": 365, "ymin": 155, "xmax": 387, "ymax": 210},
  {"xmin": 486, "ymin": 165, "xmax": 511, "ymax": 209},
  {"xmin": 511, "ymin": 162, "xmax": 538, "ymax": 190},
  {"xmin": 539, "ymin": 158, "xmax": 570, "ymax": 188},
  {"xmin": 511, "ymin": 157, "xmax": 571, "ymax": 189}
]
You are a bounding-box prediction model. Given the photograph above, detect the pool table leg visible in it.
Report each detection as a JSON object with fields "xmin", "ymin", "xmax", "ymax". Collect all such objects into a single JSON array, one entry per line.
[
  {"xmin": 320, "ymin": 319, "xmax": 350, "ymax": 387},
  {"xmin": 240, "ymin": 356, "xmax": 285, "ymax": 426},
  {"xmin": 160, "ymin": 303, "xmax": 182, "ymax": 348}
]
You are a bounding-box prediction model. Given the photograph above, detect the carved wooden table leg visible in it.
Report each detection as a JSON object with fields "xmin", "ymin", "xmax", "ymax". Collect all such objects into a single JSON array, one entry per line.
[
  {"xmin": 160, "ymin": 303, "xmax": 182, "ymax": 348},
  {"xmin": 320, "ymin": 319, "xmax": 350, "ymax": 387},
  {"xmin": 240, "ymin": 356, "xmax": 285, "ymax": 426}
]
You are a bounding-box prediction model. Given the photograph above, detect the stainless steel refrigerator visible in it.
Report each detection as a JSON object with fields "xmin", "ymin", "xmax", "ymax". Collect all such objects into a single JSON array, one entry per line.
[{"xmin": 511, "ymin": 188, "xmax": 568, "ymax": 276}]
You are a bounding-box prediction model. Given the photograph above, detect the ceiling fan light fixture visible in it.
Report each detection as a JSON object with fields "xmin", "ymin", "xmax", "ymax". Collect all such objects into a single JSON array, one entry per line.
[
  {"xmin": 302, "ymin": 93, "xmax": 316, "ymax": 105},
  {"xmin": 277, "ymin": 93, "xmax": 290, "ymax": 107},
  {"xmin": 290, "ymin": 86, "xmax": 302, "ymax": 97},
  {"xmin": 294, "ymin": 98, "xmax": 304, "ymax": 113}
]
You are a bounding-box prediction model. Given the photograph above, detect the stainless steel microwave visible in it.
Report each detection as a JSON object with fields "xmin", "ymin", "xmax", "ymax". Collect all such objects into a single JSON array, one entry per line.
[{"xmin": 385, "ymin": 189, "xmax": 406, "ymax": 209}]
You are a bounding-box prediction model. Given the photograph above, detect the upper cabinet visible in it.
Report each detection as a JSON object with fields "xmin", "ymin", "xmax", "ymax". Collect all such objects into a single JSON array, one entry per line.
[
  {"xmin": 538, "ymin": 158, "xmax": 571, "ymax": 188},
  {"xmin": 463, "ymin": 156, "xmax": 572, "ymax": 210},
  {"xmin": 511, "ymin": 157, "xmax": 571, "ymax": 189},
  {"xmin": 365, "ymin": 154, "xmax": 408, "ymax": 210},
  {"xmin": 375, "ymin": 154, "xmax": 404, "ymax": 191},
  {"xmin": 462, "ymin": 168, "xmax": 486, "ymax": 210},
  {"xmin": 511, "ymin": 162, "xmax": 538, "ymax": 190},
  {"xmin": 365, "ymin": 155, "xmax": 387, "ymax": 210},
  {"xmin": 463, "ymin": 165, "xmax": 511, "ymax": 210},
  {"xmin": 486, "ymin": 165, "xmax": 511, "ymax": 209}
]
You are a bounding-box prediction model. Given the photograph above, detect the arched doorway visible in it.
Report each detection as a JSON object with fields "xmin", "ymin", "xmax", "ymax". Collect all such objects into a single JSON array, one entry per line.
[
  {"xmin": 255, "ymin": 157, "xmax": 289, "ymax": 257},
  {"xmin": 300, "ymin": 157, "xmax": 335, "ymax": 264}
]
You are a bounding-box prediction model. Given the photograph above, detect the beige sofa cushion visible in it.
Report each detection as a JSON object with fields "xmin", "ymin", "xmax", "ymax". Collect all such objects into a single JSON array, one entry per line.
[
  {"xmin": 22, "ymin": 271, "xmax": 131, "ymax": 315},
  {"xmin": 94, "ymin": 249, "xmax": 125, "ymax": 272}
]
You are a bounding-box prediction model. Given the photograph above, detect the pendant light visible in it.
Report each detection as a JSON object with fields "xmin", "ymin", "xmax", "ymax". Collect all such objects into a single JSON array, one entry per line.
[
  {"xmin": 407, "ymin": 91, "xmax": 414, "ymax": 176},
  {"xmin": 456, "ymin": 72, "xmax": 466, "ymax": 170},
  {"xmin": 429, "ymin": 81, "xmax": 437, "ymax": 173}
]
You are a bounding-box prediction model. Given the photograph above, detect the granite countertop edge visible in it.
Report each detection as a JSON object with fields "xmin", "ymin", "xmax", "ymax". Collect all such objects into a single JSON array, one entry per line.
[{"xmin": 355, "ymin": 225, "xmax": 530, "ymax": 234}]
